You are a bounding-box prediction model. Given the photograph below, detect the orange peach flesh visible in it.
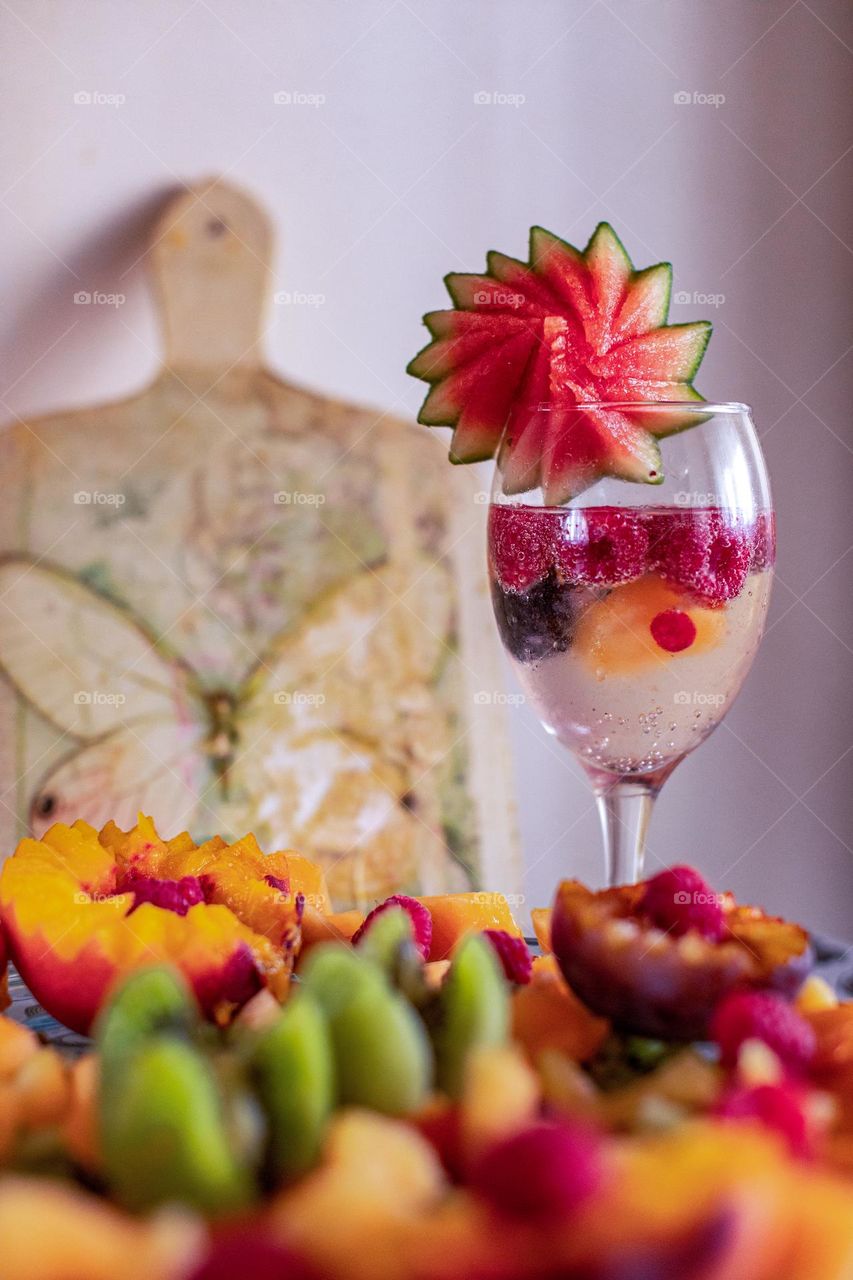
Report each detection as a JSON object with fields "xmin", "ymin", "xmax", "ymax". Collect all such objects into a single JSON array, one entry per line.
[
  {"xmin": 0, "ymin": 817, "xmax": 311, "ymax": 1033},
  {"xmin": 418, "ymin": 892, "xmax": 523, "ymax": 962}
]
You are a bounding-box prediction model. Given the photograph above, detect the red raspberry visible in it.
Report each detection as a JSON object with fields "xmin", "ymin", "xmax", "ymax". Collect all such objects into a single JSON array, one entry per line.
[
  {"xmin": 122, "ymin": 873, "xmax": 204, "ymax": 917},
  {"xmin": 482, "ymin": 929, "xmax": 533, "ymax": 984},
  {"xmin": 710, "ymin": 990, "xmax": 816, "ymax": 1073},
  {"xmin": 751, "ymin": 511, "xmax": 776, "ymax": 572},
  {"xmin": 638, "ymin": 865, "xmax": 726, "ymax": 941},
  {"xmin": 470, "ymin": 1121, "xmax": 606, "ymax": 1220},
  {"xmin": 715, "ymin": 1082, "xmax": 812, "ymax": 1159},
  {"xmin": 556, "ymin": 507, "xmax": 649, "ymax": 586},
  {"xmin": 652, "ymin": 510, "xmax": 751, "ymax": 604},
  {"xmin": 351, "ymin": 893, "xmax": 433, "ymax": 960},
  {"xmin": 488, "ymin": 506, "xmax": 556, "ymax": 592},
  {"xmin": 650, "ymin": 608, "xmax": 697, "ymax": 653}
]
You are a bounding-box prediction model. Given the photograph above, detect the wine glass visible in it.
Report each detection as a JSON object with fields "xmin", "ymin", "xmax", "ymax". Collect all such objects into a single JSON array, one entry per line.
[{"xmin": 487, "ymin": 402, "xmax": 774, "ymax": 886}]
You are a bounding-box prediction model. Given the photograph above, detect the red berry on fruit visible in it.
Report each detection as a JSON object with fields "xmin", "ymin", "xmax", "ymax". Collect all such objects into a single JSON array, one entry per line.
[
  {"xmin": 715, "ymin": 1081, "xmax": 813, "ymax": 1159},
  {"xmin": 352, "ymin": 893, "xmax": 433, "ymax": 960},
  {"xmin": 710, "ymin": 990, "xmax": 816, "ymax": 1073},
  {"xmin": 650, "ymin": 608, "xmax": 697, "ymax": 653},
  {"xmin": 482, "ymin": 929, "xmax": 532, "ymax": 984},
  {"xmin": 470, "ymin": 1121, "xmax": 605, "ymax": 1220},
  {"xmin": 556, "ymin": 507, "xmax": 649, "ymax": 586},
  {"xmin": 122, "ymin": 873, "xmax": 204, "ymax": 917},
  {"xmin": 639, "ymin": 865, "xmax": 726, "ymax": 941},
  {"xmin": 489, "ymin": 506, "xmax": 555, "ymax": 592}
]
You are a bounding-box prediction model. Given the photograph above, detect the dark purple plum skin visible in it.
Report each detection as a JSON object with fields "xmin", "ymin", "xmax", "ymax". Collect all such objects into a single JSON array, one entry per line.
[{"xmin": 551, "ymin": 887, "xmax": 814, "ymax": 1041}]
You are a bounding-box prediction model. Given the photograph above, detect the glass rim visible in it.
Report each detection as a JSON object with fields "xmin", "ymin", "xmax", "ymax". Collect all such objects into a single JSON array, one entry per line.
[{"xmin": 527, "ymin": 400, "xmax": 752, "ymax": 414}]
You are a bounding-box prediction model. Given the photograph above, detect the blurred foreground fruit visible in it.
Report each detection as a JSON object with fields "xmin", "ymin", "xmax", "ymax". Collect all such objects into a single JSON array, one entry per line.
[
  {"xmin": 433, "ymin": 934, "xmax": 509, "ymax": 1098},
  {"xmin": 96, "ymin": 967, "xmax": 257, "ymax": 1214},
  {"xmin": 469, "ymin": 1119, "xmax": 606, "ymax": 1220},
  {"xmin": 249, "ymin": 994, "xmax": 335, "ymax": 1182},
  {"xmin": 301, "ymin": 944, "xmax": 432, "ymax": 1116},
  {"xmin": 0, "ymin": 1176, "xmax": 201, "ymax": 1280},
  {"xmin": 100, "ymin": 1035, "xmax": 255, "ymax": 1214},
  {"xmin": 710, "ymin": 990, "xmax": 816, "ymax": 1073},
  {"xmin": 267, "ymin": 1110, "xmax": 446, "ymax": 1280},
  {"xmin": 512, "ymin": 955, "xmax": 609, "ymax": 1065}
]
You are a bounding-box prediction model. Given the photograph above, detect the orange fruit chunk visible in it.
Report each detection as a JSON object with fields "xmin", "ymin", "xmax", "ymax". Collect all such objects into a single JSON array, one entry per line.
[
  {"xmin": 574, "ymin": 573, "xmax": 726, "ymax": 678},
  {"xmin": 418, "ymin": 892, "xmax": 523, "ymax": 962},
  {"xmin": 512, "ymin": 955, "xmax": 609, "ymax": 1064}
]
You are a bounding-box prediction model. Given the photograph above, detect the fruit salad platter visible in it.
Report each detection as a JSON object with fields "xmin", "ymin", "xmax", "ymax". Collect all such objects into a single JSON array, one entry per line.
[{"xmin": 0, "ymin": 816, "xmax": 851, "ymax": 1279}]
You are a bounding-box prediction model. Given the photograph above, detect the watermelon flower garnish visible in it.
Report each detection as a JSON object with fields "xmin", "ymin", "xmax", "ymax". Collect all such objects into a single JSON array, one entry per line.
[{"xmin": 407, "ymin": 223, "xmax": 712, "ymax": 503}]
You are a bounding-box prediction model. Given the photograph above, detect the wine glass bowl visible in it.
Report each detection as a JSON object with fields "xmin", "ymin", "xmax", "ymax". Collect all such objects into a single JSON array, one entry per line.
[{"xmin": 487, "ymin": 403, "xmax": 774, "ymax": 886}]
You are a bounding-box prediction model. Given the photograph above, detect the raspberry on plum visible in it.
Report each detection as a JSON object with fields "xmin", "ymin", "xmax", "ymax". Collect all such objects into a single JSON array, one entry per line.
[{"xmin": 639, "ymin": 865, "xmax": 726, "ymax": 941}]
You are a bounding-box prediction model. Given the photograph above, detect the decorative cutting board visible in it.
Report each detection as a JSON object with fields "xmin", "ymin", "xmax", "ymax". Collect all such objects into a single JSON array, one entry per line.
[{"xmin": 0, "ymin": 179, "xmax": 519, "ymax": 909}]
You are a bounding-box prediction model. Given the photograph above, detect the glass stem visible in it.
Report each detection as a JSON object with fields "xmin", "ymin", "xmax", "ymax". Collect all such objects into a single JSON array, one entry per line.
[{"xmin": 594, "ymin": 778, "xmax": 657, "ymax": 886}]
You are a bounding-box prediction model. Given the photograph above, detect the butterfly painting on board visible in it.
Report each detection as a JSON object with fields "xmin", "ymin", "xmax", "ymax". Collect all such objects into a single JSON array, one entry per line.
[{"xmin": 0, "ymin": 179, "xmax": 518, "ymax": 909}]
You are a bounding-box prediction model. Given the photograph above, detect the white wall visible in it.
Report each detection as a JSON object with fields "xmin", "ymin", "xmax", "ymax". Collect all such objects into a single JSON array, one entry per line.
[{"xmin": 2, "ymin": 0, "xmax": 851, "ymax": 937}]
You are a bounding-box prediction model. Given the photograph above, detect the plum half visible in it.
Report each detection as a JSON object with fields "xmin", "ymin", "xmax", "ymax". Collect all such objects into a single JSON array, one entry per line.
[{"xmin": 551, "ymin": 879, "xmax": 813, "ymax": 1040}]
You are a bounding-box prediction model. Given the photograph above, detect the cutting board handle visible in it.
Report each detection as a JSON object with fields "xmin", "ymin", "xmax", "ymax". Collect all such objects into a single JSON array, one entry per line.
[{"xmin": 149, "ymin": 177, "xmax": 273, "ymax": 371}]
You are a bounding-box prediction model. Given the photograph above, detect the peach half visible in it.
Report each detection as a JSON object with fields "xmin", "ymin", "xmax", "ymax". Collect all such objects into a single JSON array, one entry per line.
[{"xmin": 0, "ymin": 815, "xmax": 323, "ymax": 1034}]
